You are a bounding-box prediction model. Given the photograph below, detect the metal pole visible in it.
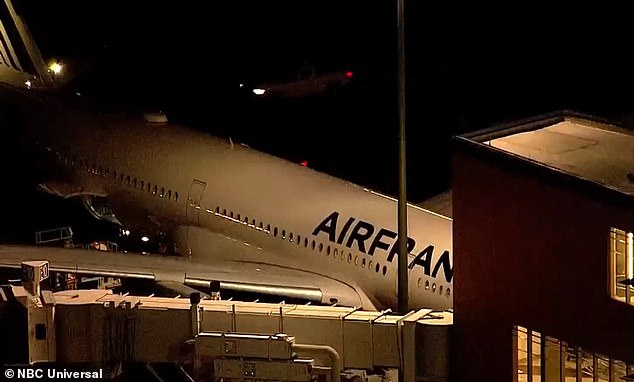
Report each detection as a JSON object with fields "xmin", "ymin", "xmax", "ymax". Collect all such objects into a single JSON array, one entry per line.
[{"xmin": 397, "ymin": 0, "xmax": 408, "ymax": 316}]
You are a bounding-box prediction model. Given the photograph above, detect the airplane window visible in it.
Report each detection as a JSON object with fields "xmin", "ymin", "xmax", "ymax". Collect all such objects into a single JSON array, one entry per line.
[
  {"xmin": 304, "ymin": 238, "xmax": 308, "ymax": 247},
  {"xmin": 425, "ymin": 281, "xmax": 430, "ymax": 290},
  {"xmin": 78, "ymin": 159, "xmax": 83, "ymax": 168},
  {"xmin": 375, "ymin": 263, "xmax": 380, "ymax": 273},
  {"xmin": 230, "ymin": 212, "xmax": 234, "ymax": 218},
  {"xmin": 417, "ymin": 278, "xmax": 422, "ymax": 288},
  {"xmin": 104, "ymin": 168, "xmax": 109, "ymax": 177},
  {"xmin": 273, "ymin": 227, "xmax": 278, "ymax": 236},
  {"xmin": 340, "ymin": 251, "xmax": 344, "ymax": 261},
  {"xmin": 318, "ymin": 243, "xmax": 323, "ymax": 252},
  {"xmin": 296, "ymin": 234, "xmax": 301, "ymax": 245},
  {"xmin": 120, "ymin": 173, "xmax": 124, "ymax": 182},
  {"xmin": 216, "ymin": 207, "xmax": 220, "ymax": 214},
  {"xmin": 63, "ymin": 157, "xmax": 69, "ymax": 165},
  {"xmin": 446, "ymin": 288, "xmax": 451, "ymax": 296},
  {"xmin": 281, "ymin": 229, "xmax": 285, "ymax": 239},
  {"xmin": 289, "ymin": 232, "xmax": 293, "ymax": 242},
  {"xmin": 71, "ymin": 157, "xmax": 76, "ymax": 166},
  {"xmin": 244, "ymin": 217, "xmax": 249, "ymax": 224},
  {"xmin": 237, "ymin": 213, "xmax": 240, "ymax": 220},
  {"xmin": 167, "ymin": 190, "xmax": 172, "ymax": 199},
  {"xmin": 139, "ymin": 180, "xmax": 143, "ymax": 189},
  {"xmin": 368, "ymin": 260, "xmax": 373, "ymax": 271},
  {"xmin": 329, "ymin": 246, "xmax": 333, "ymax": 256},
  {"xmin": 152, "ymin": 185, "xmax": 157, "ymax": 195},
  {"xmin": 258, "ymin": 222, "xmax": 263, "ymax": 229},
  {"xmin": 159, "ymin": 187, "xmax": 164, "ymax": 197},
  {"xmin": 224, "ymin": 209, "xmax": 227, "ymax": 216},
  {"xmin": 382, "ymin": 265, "xmax": 387, "ymax": 276},
  {"xmin": 311, "ymin": 240, "xmax": 316, "ymax": 250},
  {"xmin": 432, "ymin": 283, "xmax": 437, "ymax": 292},
  {"xmin": 362, "ymin": 258, "xmax": 366, "ymax": 267},
  {"xmin": 174, "ymin": 192, "xmax": 179, "ymax": 201},
  {"xmin": 439, "ymin": 285, "xmax": 443, "ymax": 294},
  {"xmin": 132, "ymin": 178, "xmax": 137, "ymax": 187},
  {"xmin": 354, "ymin": 256, "xmax": 358, "ymax": 265},
  {"xmin": 98, "ymin": 166, "xmax": 103, "ymax": 175},
  {"xmin": 252, "ymin": 219, "xmax": 256, "ymax": 226},
  {"xmin": 147, "ymin": 183, "xmax": 151, "ymax": 192},
  {"xmin": 112, "ymin": 170, "xmax": 116, "ymax": 179},
  {"xmin": 266, "ymin": 224, "xmax": 270, "ymax": 233},
  {"xmin": 348, "ymin": 253, "xmax": 353, "ymax": 263},
  {"xmin": 125, "ymin": 176, "xmax": 130, "ymax": 185}
]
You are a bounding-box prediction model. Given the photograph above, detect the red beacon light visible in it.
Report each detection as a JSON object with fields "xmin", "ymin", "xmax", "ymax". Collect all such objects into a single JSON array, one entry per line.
[
  {"xmin": 300, "ymin": 160, "xmax": 308, "ymax": 167},
  {"xmin": 345, "ymin": 71, "xmax": 353, "ymax": 78}
]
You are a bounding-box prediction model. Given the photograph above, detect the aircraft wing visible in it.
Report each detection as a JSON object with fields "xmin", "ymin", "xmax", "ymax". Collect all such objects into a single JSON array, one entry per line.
[{"xmin": 0, "ymin": 245, "xmax": 377, "ymax": 310}]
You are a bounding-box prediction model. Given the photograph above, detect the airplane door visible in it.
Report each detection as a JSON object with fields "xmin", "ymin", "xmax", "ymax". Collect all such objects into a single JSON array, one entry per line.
[{"xmin": 186, "ymin": 179, "xmax": 207, "ymax": 224}]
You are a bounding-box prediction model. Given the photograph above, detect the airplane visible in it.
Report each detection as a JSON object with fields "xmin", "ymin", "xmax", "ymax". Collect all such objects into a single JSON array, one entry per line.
[
  {"xmin": 248, "ymin": 65, "xmax": 354, "ymax": 99},
  {"xmin": 0, "ymin": 0, "xmax": 453, "ymax": 312}
]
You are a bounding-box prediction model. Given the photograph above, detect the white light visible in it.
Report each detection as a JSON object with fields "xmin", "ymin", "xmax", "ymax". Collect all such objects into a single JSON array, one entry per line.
[
  {"xmin": 239, "ymin": 83, "xmax": 244, "ymax": 88},
  {"xmin": 141, "ymin": 236, "xmax": 149, "ymax": 242},
  {"xmin": 24, "ymin": 80, "xmax": 31, "ymax": 89},
  {"xmin": 123, "ymin": 229, "xmax": 131, "ymax": 236},
  {"xmin": 252, "ymin": 88, "xmax": 266, "ymax": 95},
  {"xmin": 627, "ymin": 232, "xmax": 634, "ymax": 280}
]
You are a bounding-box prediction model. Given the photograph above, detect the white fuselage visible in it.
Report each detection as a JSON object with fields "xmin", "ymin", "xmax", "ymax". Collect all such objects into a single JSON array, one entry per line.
[{"xmin": 10, "ymin": 87, "xmax": 454, "ymax": 310}]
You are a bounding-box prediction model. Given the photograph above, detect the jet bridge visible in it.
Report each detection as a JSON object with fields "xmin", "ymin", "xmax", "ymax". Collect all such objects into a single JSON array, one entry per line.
[{"xmin": 1, "ymin": 260, "xmax": 452, "ymax": 381}]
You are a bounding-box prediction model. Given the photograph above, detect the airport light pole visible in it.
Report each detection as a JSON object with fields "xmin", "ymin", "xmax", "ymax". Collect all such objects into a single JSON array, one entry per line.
[{"xmin": 396, "ymin": 0, "xmax": 408, "ymax": 316}]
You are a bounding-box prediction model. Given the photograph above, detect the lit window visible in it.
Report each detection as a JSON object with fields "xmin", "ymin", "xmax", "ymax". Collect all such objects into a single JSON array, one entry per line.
[
  {"xmin": 354, "ymin": 256, "xmax": 359, "ymax": 265},
  {"xmin": 417, "ymin": 278, "xmax": 422, "ymax": 288},
  {"xmin": 425, "ymin": 280, "xmax": 429, "ymax": 290},
  {"xmin": 368, "ymin": 260, "xmax": 373, "ymax": 271},
  {"xmin": 432, "ymin": 283, "xmax": 436, "ymax": 292},
  {"xmin": 348, "ymin": 253, "xmax": 352, "ymax": 263},
  {"xmin": 362, "ymin": 258, "xmax": 366, "ymax": 267},
  {"xmin": 610, "ymin": 227, "xmax": 634, "ymax": 305}
]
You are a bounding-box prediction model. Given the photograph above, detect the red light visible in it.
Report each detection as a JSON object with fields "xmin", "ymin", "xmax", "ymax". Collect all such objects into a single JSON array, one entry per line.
[
  {"xmin": 345, "ymin": 71, "xmax": 353, "ymax": 78},
  {"xmin": 300, "ymin": 160, "xmax": 308, "ymax": 167}
]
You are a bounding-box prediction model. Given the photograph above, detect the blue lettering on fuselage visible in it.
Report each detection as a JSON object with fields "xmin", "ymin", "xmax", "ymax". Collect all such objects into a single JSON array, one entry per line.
[{"xmin": 311, "ymin": 211, "xmax": 453, "ymax": 283}]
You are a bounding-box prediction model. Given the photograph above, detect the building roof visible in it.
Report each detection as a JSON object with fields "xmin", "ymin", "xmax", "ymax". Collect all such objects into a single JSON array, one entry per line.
[{"xmin": 459, "ymin": 113, "xmax": 634, "ymax": 197}]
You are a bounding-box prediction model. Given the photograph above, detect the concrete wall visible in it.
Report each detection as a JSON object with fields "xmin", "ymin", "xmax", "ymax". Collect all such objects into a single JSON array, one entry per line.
[{"xmin": 452, "ymin": 141, "xmax": 634, "ymax": 382}]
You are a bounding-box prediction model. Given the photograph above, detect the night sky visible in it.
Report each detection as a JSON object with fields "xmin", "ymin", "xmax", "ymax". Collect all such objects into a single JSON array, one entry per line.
[{"xmin": 18, "ymin": 1, "xmax": 634, "ymax": 202}]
